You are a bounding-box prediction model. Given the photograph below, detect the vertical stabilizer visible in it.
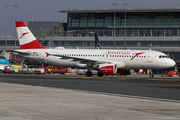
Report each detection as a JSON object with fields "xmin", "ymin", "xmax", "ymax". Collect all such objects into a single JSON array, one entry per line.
[
  {"xmin": 15, "ymin": 21, "xmax": 45, "ymax": 49},
  {"xmin": 95, "ymin": 33, "xmax": 101, "ymax": 49}
]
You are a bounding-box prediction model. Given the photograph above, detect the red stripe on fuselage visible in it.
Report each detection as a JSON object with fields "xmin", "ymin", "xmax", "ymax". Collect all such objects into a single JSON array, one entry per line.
[
  {"xmin": 130, "ymin": 52, "xmax": 145, "ymax": 60},
  {"xmin": 16, "ymin": 21, "xmax": 27, "ymax": 27},
  {"xmin": 20, "ymin": 40, "xmax": 46, "ymax": 49}
]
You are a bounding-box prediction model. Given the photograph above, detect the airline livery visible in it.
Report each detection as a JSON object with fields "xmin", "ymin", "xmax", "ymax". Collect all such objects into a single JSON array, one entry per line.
[
  {"xmin": 13, "ymin": 21, "xmax": 176, "ymax": 78},
  {"xmin": 95, "ymin": 33, "xmax": 101, "ymax": 49}
]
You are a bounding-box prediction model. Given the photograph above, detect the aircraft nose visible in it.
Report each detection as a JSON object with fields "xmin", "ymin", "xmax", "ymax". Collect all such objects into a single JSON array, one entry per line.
[{"xmin": 169, "ymin": 59, "xmax": 176, "ymax": 67}]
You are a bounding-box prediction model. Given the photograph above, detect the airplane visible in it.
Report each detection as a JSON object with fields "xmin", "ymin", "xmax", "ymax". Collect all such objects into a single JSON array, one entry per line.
[
  {"xmin": 12, "ymin": 21, "xmax": 176, "ymax": 78},
  {"xmin": 0, "ymin": 56, "xmax": 10, "ymax": 73},
  {"xmin": 0, "ymin": 56, "xmax": 10, "ymax": 65}
]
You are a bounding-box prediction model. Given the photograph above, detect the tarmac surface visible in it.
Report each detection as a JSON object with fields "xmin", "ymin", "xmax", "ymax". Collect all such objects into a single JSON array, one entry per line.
[
  {"xmin": 0, "ymin": 74, "xmax": 180, "ymax": 101},
  {"xmin": 0, "ymin": 74, "xmax": 180, "ymax": 119}
]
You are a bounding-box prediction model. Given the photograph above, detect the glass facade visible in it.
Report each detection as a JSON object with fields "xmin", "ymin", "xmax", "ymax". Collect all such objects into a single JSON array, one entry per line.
[
  {"xmin": 52, "ymin": 40, "xmax": 180, "ymax": 48},
  {"xmin": 68, "ymin": 12, "xmax": 180, "ymax": 30},
  {"xmin": 58, "ymin": 29, "xmax": 180, "ymax": 37},
  {"xmin": 0, "ymin": 41, "xmax": 19, "ymax": 46}
]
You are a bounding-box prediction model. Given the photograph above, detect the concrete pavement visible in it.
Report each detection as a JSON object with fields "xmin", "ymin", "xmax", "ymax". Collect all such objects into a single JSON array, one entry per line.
[{"xmin": 0, "ymin": 82, "xmax": 180, "ymax": 120}]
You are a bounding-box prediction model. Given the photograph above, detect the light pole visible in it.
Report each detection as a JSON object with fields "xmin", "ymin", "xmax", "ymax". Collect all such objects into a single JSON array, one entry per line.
[
  {"xmin": 123, "ymin": 0, "xmax": 128, "ymax": 48},
  {"xmin": 31, "ymin": 13, "xmax": 34, "ymax": 21},
  {"xmin": 13, "ymin": 0, "xmax": 19, "ymax": 50},
  {"xmin": 4, "ymin": 0, "xmax": 9, "ymax": 50},
  {"xmin": 112, "ymin": 0, "xmax": 117, "ymax": 49}
]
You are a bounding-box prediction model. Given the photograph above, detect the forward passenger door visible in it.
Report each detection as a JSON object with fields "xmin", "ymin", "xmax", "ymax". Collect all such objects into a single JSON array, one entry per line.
[{"xmin": 147, "ymin": 52, "xmax": 153, "ymax": 62}]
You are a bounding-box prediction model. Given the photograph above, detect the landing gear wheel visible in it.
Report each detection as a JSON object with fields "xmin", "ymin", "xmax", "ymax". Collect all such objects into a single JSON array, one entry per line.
[
  {"xmin": 86, "ymin": 71, "xmax": 92, "ymax": 77},
  {"xmin": 149, "ymin": 74, "xmax": 154, "ymax": 78},
  {"xmin": 97, "ymin": 72, "xmax": 104, "ymax": 77},
  {"xmin": 148, "ymin": 69, "xmax": 154, "ymax": 78}
]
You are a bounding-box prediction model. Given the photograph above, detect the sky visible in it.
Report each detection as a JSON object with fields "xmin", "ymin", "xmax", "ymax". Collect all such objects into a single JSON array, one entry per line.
[{"xmin": 0, "ymin": 0, "xmax": 180, "ymax": 36}]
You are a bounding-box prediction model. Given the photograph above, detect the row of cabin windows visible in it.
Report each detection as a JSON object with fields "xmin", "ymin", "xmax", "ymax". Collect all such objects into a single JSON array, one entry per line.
[
  {"xmin": 57, "ymin": 54, "xmax": 146, "ymax": 58},
  {"xmin": 60, "ymin": 54, "xmax": 105, "ymax": 57},
  {"xmin": 110, "ymin": 55, "xmax": 146, "ymax": 58}
]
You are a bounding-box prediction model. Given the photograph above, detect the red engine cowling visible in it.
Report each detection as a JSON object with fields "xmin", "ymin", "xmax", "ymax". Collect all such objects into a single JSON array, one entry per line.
[{"xmin": 99, "ymin": 64, "xmax": 117, "ymax": 75}]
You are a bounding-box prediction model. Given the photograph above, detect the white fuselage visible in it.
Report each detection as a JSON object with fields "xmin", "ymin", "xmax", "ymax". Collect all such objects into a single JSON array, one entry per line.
[{"xmin": 15, "ymin": 49, "xmax": 175, "ymax": 70}]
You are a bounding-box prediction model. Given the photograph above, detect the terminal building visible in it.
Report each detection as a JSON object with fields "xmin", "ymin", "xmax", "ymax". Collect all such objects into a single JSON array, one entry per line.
[{"xmin": 0, "ymin": 8, "xmax": 180, "ymax": 68}]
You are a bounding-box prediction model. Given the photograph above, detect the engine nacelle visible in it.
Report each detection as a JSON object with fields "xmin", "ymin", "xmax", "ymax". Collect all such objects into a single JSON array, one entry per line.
[{"xmin": 99, "ymin": 64, "xmax": 117, "ymax": 75}]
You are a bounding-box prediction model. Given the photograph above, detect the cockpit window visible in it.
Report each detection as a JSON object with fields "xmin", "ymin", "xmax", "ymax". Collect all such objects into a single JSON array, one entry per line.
[{"xmin": 159, "ymin": 55, "xmax": 168, "ymax": 58}]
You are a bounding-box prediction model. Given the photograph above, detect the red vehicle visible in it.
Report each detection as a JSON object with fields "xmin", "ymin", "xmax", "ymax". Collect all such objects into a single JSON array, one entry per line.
[
  {"xmin": 46, "ymin": 66, "xmax": 68, "ymax": 74},
  {"xmin": 43, "ymin": 67, "xmax": 49, "ymax": 71},
  {"xmin": 46, "ymin": 66, "xmax": 57, "ymax": 73},
  {"xmin": 161, "ymin": 71, "xmax": 179, "ymax": 77},
  {"xmin": 3, "ymin": 66, "xmax": 10, "ymax": 73},
  {"xmin": 58, "ymin": 67, "xmax": 68, "ymax": 75}
]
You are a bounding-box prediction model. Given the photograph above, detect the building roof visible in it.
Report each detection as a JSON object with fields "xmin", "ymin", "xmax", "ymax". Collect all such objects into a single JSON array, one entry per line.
[{"xmin": 59, "ymin": 8, "xmax": 180, "ymax": 13}]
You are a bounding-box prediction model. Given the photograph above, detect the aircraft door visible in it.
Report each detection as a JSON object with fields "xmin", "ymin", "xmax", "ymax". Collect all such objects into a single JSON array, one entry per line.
[
  {"xmin": 147, "ymin": 52, "xmax": 153, "ymax": 62},
  {"xmin": 39, "ymin": 51, "xmax": 45, "ymax": 60}
]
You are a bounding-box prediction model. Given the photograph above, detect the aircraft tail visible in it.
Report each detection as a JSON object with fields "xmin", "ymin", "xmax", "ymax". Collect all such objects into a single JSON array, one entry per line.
[
  {"xmin": 95, "ymin": 33, "xmax": 101, "ymax": 49},
  {"xmin": 15, "ymin": 21, "xmax": 45, "ymax": 49}
]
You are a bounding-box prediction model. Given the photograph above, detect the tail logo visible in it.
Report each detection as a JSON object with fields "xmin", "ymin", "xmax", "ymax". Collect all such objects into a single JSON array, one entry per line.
[
  {"xmin": 130, "ymin": 52, "xmax": 145, "ymax": 60},
  {"xmin": 20, "ymin": 32, "xmax": 29, "ymax": 39}
]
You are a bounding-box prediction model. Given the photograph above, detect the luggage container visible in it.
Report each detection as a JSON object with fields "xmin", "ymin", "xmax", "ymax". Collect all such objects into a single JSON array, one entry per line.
[
  {"xmin": 34, "ymin": 68, "xmax": 46, "ymax": 75},
  {"xmin": 9, "ymin": 68, "xmax": 19, "ymax": 74}
]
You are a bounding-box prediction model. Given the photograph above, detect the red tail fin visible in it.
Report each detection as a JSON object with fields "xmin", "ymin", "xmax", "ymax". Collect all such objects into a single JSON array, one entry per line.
[{"xmin": 16, "ymin": 21, "xmax": 46, "ymax": 49}]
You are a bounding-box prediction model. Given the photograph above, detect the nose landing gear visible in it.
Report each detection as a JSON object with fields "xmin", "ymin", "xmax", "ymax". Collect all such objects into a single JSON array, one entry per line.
[{"xmin": 148, "ymin": 69, "xmax": 154, "ymax": 78}]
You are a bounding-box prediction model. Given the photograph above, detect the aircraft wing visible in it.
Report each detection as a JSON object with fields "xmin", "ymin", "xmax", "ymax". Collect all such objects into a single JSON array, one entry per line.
[{"xmin": 51, "ymin": 54, "xmax": 108, "ymax": 65}]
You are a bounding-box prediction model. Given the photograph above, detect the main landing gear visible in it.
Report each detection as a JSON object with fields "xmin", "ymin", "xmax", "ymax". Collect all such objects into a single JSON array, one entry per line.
[
  {"xmin": 85, "ymin": 71, "xmax": 104, "ymax": 77},
  {"xmin": 148, "ymin": 69, "xmax": 154, "ymax": 78},
  {"xmin": 97, "ymin": 72, "xmax": 104, "ymax": 77},
  {"xmin": 85, "ymin": 71, "xmax": 92, "ymax": 77}
]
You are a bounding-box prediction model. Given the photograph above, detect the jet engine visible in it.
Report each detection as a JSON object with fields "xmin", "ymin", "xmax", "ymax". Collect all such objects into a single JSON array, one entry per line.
[{"xmin": 98, "ymin": 64, "xmax": 117, "ymax": 75}]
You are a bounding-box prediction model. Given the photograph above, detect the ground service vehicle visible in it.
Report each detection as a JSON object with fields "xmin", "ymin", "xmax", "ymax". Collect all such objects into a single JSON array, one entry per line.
[{"xmin": 161, "ymin": 71, "xmax": 179, "ymax": 77}]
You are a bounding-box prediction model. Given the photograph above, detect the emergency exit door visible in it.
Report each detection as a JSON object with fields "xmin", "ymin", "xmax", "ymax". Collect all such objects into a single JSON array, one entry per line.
[{"xmin": 147, "ymin": 52, "xmax": 153, "ymax": 62}]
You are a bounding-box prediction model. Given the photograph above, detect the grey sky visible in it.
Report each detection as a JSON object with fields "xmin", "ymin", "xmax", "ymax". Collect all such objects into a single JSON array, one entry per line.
[{"xmin": 0, "ymin": 0, "xmax": 180, "ymax": 36}]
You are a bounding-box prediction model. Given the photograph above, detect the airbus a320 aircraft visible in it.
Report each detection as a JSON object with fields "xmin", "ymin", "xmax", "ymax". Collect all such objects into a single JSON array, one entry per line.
[{"xmin": 13, "ymin": 21, "xmax": 175, "ymax": 78}]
